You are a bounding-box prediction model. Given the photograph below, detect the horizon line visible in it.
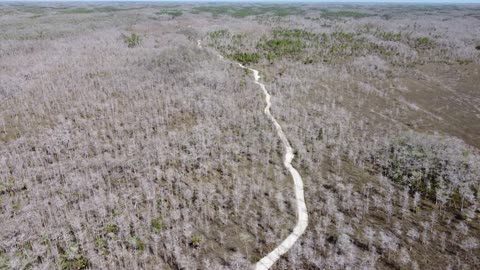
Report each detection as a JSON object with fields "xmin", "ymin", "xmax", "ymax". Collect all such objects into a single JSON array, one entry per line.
[{"xmin": 1, "ymin": 0, "xmax": 480, "ymax": 4}]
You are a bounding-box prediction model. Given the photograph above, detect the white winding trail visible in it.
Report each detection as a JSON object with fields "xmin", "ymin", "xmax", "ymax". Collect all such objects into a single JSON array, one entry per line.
[{"xmin": 197, "ymin": 40, "xmax": 308, "ymax": 270}]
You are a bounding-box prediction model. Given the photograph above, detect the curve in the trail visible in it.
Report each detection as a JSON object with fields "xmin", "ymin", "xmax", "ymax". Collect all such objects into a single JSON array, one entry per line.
[{"xmin": 197, "ymin": 40, "xmax": 308, "ymax": 270}]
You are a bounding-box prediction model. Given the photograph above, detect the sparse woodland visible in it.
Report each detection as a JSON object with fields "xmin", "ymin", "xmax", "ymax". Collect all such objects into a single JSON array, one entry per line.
[{"xmin": 0, "ymin": 3, "xmax": 479, "ymax": 270}]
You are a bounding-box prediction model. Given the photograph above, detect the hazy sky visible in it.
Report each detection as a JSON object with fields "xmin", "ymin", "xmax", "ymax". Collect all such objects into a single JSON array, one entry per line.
[
  {"xmin": 6, "ymin": 0, "xmax": 480, "ymax": 2},
  {"xmin": 185, "ymin": 0, "xmax": 480, "ymax": 2},
  {"xmin": 163, "ymin": 0, "xmax": 480, "ymax": 2},
  {"xmin": 4, "ymin": 0, "xmax": 480, "ymax": 3}
]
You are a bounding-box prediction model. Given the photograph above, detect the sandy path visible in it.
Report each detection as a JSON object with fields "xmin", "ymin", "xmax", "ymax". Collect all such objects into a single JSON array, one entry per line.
[{"xmin": 197, "ymin": 40, "xmax": 308, "ymax": 270}]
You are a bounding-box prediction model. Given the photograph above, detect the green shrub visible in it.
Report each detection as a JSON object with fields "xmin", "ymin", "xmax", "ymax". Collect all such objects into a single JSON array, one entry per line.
[
  {"xmin": 272, "ymin": 28, "xmax": 318, "ymax": 41},
  {"xmin": 60, "ymin": 245, "xmax": 89, "ymax": 270},
  {"xmin": 151, "ymin": 216, "xmax": 163, "ymax": 232},
  {"xmin": 128, "ymin": 236, "xmax": 145, "ymax": 251},
  {"xmin": 228, "ymin": 52, "xmax": 260, "ymax": 65},
  {"xmin": 265, "ymin": 52, "xmax": 278, "ymax": 62},
  {"xmin": 0, "ymin": 250, "xmax": 8, "ymax": 269},
  {"xmin": 61, "ymin": 256, "xmax": 89, "ymax": 270},
  {"xmin": 209, "ymin": 29, "xmax": 229, "ymax": 39},
  {"xmin": 104, "ymin": 223, "xmax": 119, "ymax": 234},
  {"xmin": 331, "ymin": 31, "xmax": 355, "ymax": 42},
  {"xmin": 191, "ymin": 235, "xmax": 201, "ymax": 247},
  {"xmin": 123, "ymin": 33, "xmax": 141, "ymax": 48},
  {"xmin": 457, "ymin": 59, "xmax": 473, "ymax": 65},
  {"xmin": 380, "ymin": 32, "xmax": 402, "ymax": 42},
  {"xmin": 94, "ymin": 237, "xmax": 109, "ymax": 255},
  {"xmin": 415, "ymin": 37, "xmax": 435, "ymax": 48}
]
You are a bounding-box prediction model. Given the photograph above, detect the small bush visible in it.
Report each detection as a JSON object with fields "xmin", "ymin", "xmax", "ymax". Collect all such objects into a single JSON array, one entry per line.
[
  {"xmin": 104, "ymin": 223, "xmax": 119, "ymax": 234},
  {"xmin": 128, "ymin": 236, "xmax": 145, "ymax": 251},
  {"xmin": 123, "ymin": 33, "xmax": 141, "ymax": 48},
  {"xmin": 151, "ymin": 216, "xmax": 163, "ymax": 232},
  {"xmin": 61, "ymin": 256, "xmax": 89, "ymax": 270},
  {"xmin": 94, "ymin": 237, "xmax": 109, "ymax": 255},
  {"xmin": 191, "ymin": 235, "xmax": 201, "ymax": 247},
  {"xmin": 60, "ymin": 245, "xmax": 89, "ymax": 270}
]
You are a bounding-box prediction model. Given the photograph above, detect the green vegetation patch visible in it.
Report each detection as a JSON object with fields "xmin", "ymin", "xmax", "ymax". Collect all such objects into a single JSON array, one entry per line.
[
  {"xmin": 157, "ymin": 9, "xmax": 183, "ymax": 18},
  {"xmin": 207, "ymin": 27, "xmax": 394, "ymax": 65},
  {"xmin": 63, "ymin": 8, "xmax": 95, "ymax": 14},
  {"xmin": 228, "ymin": 52, "xmax": 261, "ymax": 65},
  {"xmin": 61, "ymin": 255, "xmax": 89, "ymax": 270},
  {"xmin": 209, "ymin": 29, "xmax": 230, "ymax": 39},
  {"xmin": 94, "ymin": 237, "xmax": 109, "ymax": 255},
  {"xmin": 372, "ymin": 132, "xmax": 479, "ymax": 207},
  {"xmin": 104, "ymin": 223, "xmax": 119, "ymax": 234},
  {"xmin": 192, "ymin": 5, "xmax": 302, "ymax": 18},
  {"xmin": 123, "ymin": 33, "xmax": 141, "ymax": 48},
  {"xmin": 272, "ymin": 28, "xmax": 319, "ymax": 41},
  {"xmin": 255, "ymin": 28, "xmax": 318, "ymax": 61},
  {"xmin": 15, "ymin": 6, "xmax": 47, "ymax": 14},
  {"xmin": 151, "ymin": 216, "xmax": 164, "ymax": 232},
  {"xmin": 258, "ymin": 39, "xmax": 306, "ymax": 56},
  {"xmin": 94, "ymin": 6, "xmax": 127, "ymax": 13},
  {"xmin": 268, "ymin": 6, "xmax": 303, "ymax": 17},
  {"xmin": 128, "ymin": 236, "xmax": 145, "ymax": 251},
  {"xmin": 60, "ymin": 245, "xmax": 89, "ymax": 270},
  {"xmin": 0, "ymin": 250, "xmax": 7, "ymax": 269},
  {"xmin": 62, "ymin": 6, "xmax": 134, "ymax": 14},
  {"xmin": 190, "ymin": 235, "xmax": 202, "ymax": 248},
  {"xmin": 331, "ymin": 31, "xmax": 356, "ymax": 42},
  {"xmin": 321, "ymin": 10, "xmax": 369, "ymax": 19},
  {"xmin": 414, "ymin": 36, "xmax": 436, "ymax": 49},
  {"xmin": 192, "ymin": 6, "xmax": 230, "ymax": 16},
  {"xmin": 379, "ymin": 32, "xmax": 403, "ymax": 42}
]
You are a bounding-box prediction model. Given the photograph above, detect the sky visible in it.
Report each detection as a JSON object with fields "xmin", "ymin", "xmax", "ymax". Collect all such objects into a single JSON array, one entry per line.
[
  {"xmin": 182, "ymin": 0, "xmax": 480, "ymax": 2},
  {"xmin": 3, "ymin": 0, "xmax": 480, "ymax": 2},
  {"xmin": 135, "ymin": 0, "xmax": 480, "ymax": 2},
  {"xmin": 3, "ymin": 0, "xmax": 480, "ymax": 3}
]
